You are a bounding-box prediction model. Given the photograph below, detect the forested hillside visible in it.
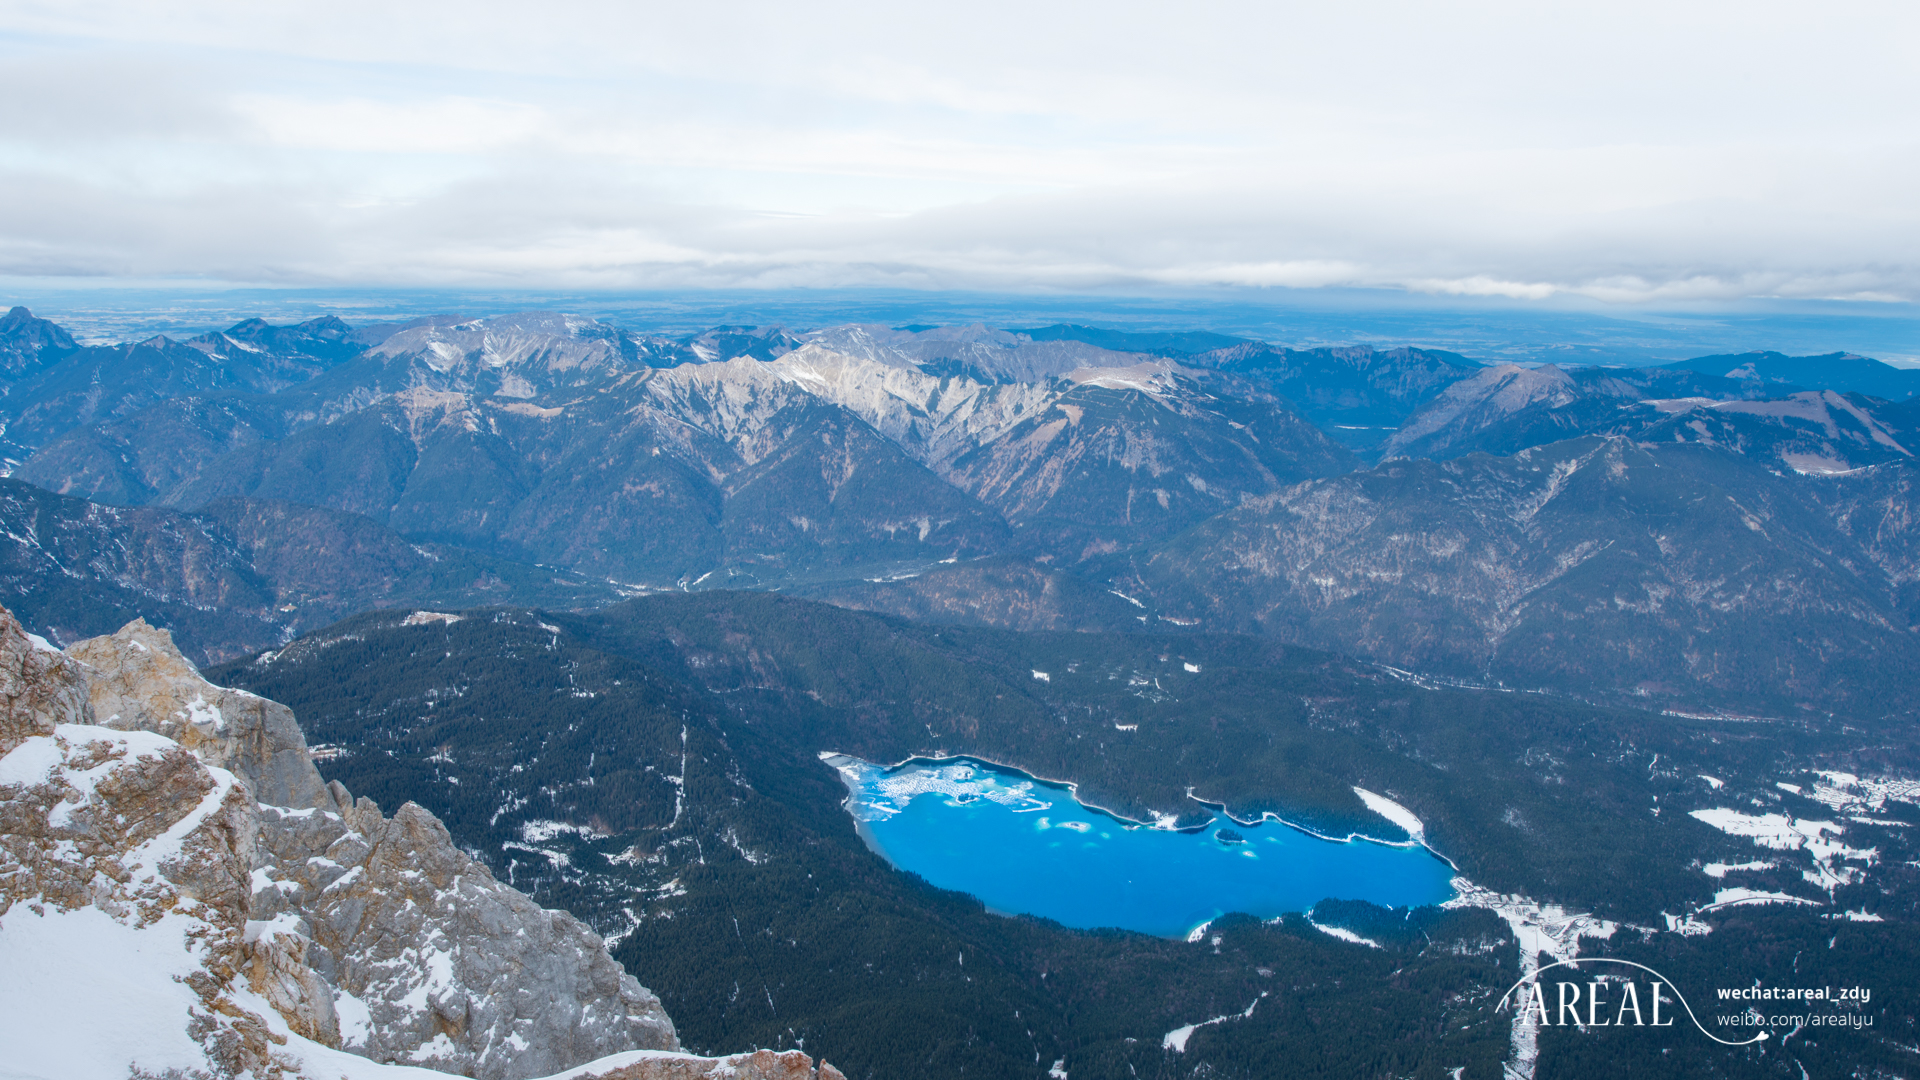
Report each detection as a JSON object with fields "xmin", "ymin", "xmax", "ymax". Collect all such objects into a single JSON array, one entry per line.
[{"xmin": 207, "ymin": 593, "xmax": 1920, "ymax": 1079}]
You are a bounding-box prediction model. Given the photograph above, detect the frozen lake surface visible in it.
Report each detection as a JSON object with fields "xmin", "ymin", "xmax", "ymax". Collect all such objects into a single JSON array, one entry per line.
[{"xmin": 829, "ymin": 755, "xmax": 1456, "ymax": 939}]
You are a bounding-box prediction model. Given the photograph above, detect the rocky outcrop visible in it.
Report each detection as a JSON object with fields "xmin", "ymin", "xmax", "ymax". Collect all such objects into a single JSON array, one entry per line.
[
  {"xmin": 69, "ymin": 618, "xmax": 329, "ymax": 809},
  {"xmin": 0, "ymin": 605, "xmax": 739, "ymax": 1080},
  {"xmin": 251, "ymin": 796, "xmax": 679, "ymax": 1078},
  {"xmin": 0, "ymin": 605, "xmax": 89, "ymax": 753},
  {"xmin": 565, "ymin": 1050, "xmax": 849, "ymax": 1080},
  {"xmin": 69, "ymin": 614, "xmax": 681, "ymax": 1078},
  {"xmin": 0, "ymin": 710, "xmax": 294, "ymax": 1078}
]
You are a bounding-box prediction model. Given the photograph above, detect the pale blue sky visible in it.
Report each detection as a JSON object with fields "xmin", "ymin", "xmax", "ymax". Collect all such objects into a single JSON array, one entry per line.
[{"xmin": 0, "ymin": 1, "xmax": 1915, "ymax": 303}]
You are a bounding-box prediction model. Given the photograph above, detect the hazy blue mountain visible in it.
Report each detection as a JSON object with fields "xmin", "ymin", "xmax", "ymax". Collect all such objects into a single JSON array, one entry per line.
[
  {"xmin": 1660, "ymin": 350, "xmax": 1920, "ymax": 399},
  {"xmin": 2, "ymin": 335, "xmax": 258, "ymax": 448},
  {"xmin": 195, "ymin": 313, "xmax": 371, "ymax": 365},
  {"xmin": 684, "ymin": 324, "xmax": 803, "ymax": 362},
  {"xmin": 1635, "ymin": 391, "xmax": 1917, "ymax": 474},
  {"xmin": 1191, "ymin": 342, "xmax": 1486, "ymax": 449},
  {"xmin": 169, "ymin": 402, "xmax": 421, "ymax": 519},
  {"xmin": 0, "ymin": 314, "xmax": 386, "ymax": 451},
  {"xmin": 1378, "ymin": 358, "xmax": 1919, "ymax": 476},
  {"xmin": 14, "ymin": 394, "xmax": 291, "ymax": 505},
  {"xmin": 1012, "ymin": 323, "xmax": 1253, "ymax": 357},
  {"xmin": 0, "ymin": 305, "xmax": 79, "ymax": 378},
  {"xmin": 1380, "ymin": 362, "xmax": 1774, "ymax": 461}
]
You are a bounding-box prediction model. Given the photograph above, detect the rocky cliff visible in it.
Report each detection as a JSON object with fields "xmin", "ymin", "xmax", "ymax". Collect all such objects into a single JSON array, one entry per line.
[
  {"xmin": 0, "ymin": 603, "xmax": 846, "ymax": 1080},
  {"xmin": 1, "ymin": 609, "xmax": 299, "ymax": 1079},
  {"xmin": 246, "ymin": 794, "xmax": 678, "ymax": 1078},
  {"xmin": 70, "ymin": 618, "xmax": 329, "ymax": 809}
]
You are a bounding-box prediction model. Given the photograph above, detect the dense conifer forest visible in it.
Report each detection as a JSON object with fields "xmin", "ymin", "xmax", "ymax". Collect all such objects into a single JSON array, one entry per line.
[{"xmin": 209, "ymin": 594, "xmax": 1919, "ymax": 1078}]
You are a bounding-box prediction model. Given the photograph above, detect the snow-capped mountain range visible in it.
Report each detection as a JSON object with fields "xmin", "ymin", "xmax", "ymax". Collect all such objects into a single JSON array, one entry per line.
[{"xmin": 5, "ymin": 306, "xmax": 1920, "ymax": 717}]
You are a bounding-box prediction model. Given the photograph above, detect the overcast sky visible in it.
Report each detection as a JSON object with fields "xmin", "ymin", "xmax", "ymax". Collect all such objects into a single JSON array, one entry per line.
[{"xmin": 0, "ymin": 1, "xmax": 1915, "ymax": 303}]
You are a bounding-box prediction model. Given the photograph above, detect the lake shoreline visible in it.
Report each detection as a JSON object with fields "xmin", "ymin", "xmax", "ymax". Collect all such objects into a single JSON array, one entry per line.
[
  {"xmin": 821, "ymin": 749, "xmax": 1456, "ymax": 862},
  {"xmin": 823, "ymin": 751, "xmax": 1460, "ymax": 939}
]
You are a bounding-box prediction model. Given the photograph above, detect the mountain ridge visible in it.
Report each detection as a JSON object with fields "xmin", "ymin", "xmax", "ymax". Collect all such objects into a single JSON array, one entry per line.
[{"xmin": 10, "ymin": 306, "xmax": 1920, "ymax": 721}]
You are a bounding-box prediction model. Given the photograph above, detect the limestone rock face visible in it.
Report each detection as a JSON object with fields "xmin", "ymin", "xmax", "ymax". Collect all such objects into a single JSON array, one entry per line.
[
  {"xmin": 251, "ymin": 795, "xmax": 680, "ymax": 1079},
  {"xmin": 571, "ymin": 1050, "xmax": 850, "ymax": 1080},
  {"xmin": 61, "ymin": 608, "xmax": 682, "ymax": 1079},
  {"xmin": 0, "ymin": 605, "xmax": 837, "ymax": 1080},
  {"xmin": 67, "ymin": 618, "xmax": 328, "ymax": 809},
  {"xmin": 0, "ymin": 722, "xmax": 254, "ymax": 919},
  {"xmin": 0, "ymin": 605, "xmax": 89, "ymax": 755},
  {"xmin": 0, "ymin": 716, "xmax": 295, "ymax": 1079},
  {"xmin": 245, "ymin": 909, "xmax": 345, "ymax": 1047}
]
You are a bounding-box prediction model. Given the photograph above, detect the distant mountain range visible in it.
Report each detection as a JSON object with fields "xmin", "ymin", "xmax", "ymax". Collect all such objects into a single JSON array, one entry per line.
[{"xmin": 5, "ymin": 304, "xmax": 1920, "ymax": 718}]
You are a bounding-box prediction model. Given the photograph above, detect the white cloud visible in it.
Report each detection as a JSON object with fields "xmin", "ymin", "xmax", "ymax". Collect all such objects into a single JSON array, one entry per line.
[
  {"xmin": 233, "ymin": 95, "xmax": 550, "ymax": 154},
  {"xmin": 0, "ymin": 0, "xmax": 1914, "ymax": 299}
]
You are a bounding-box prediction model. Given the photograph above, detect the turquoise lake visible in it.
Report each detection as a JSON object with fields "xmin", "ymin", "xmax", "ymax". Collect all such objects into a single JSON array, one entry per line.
[{"xmin": 830, "ymin": 755, "xmax": 1457, "ymax": 939}]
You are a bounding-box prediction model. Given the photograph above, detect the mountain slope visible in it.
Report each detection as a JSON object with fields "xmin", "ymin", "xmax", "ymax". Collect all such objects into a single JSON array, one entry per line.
[
  {"xmin": 0, "ymin": 316, "xmax": 387, "ymax": 451},
  {"xmin": 1121, "ymin": 436, "xmax": 1920, "ymax": 716},
  {"xmin": 0, "ymin": 478, "xmax": 619, "ymax": 662},
  {"xmin": 0, "ymin": 605, "xmax": 819, "ymax": 1080},
  {"xmin": 943, "ymin": 365, "xmax": 1357, "ymax": 556},
  {"xmin": 0, "ymin": 305, "xmax": 78, "ymax": 379},
  {"xmin": 1192, "ymin": 343, "xmax": 1485, "ymax": 450},
  {"xmin": 1381, "ymin": 362, "xmax": 1757, "ymax": 459},
  {"xmin": 1640, "ymin": 391, "xmax": 1917, "ymax": 475},
  {"xmin": 1660, "ymin": 350, "xmax": 1920, "ymax": 400},
  {"xmin": 717, "ymin": 402, "xmax": 1013, "ymax": 579},
  {"xmin": 13, "ymin": 315, "xmax": 1354, "ymax": 591},
  {"xmin": 800, "ymin": 322, "xmax": 1155, "ymax": 383},
  {"xmin": 15, "ymin": 393, "xmax": 293, "ymax": 505}
]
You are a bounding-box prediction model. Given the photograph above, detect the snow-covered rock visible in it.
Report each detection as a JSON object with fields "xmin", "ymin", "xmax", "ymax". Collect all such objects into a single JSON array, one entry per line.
[
  {"xmin": 0, "ymin": 604, "xmax": 91, "ymax": 755},
  {"xmin": 250, "ymin": 795, "xmax": 677, "ymax": 1078},
  {"xmin": 1, "ymin": 603, "xmax": 853, "ymax": 1080},
  {"xmin": 0, "ymin": 717, "xmax": 286, "ymax": 1079},
  {"xmin": 69, "ymin": 618, "xmax": 329, "ymax": 810},
  {"xmin": 552, "ymin": 1049, "xmax": 847, "ymax": 1080}
]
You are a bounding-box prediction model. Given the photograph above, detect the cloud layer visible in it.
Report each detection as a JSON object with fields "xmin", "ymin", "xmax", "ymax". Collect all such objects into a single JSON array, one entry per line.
[{"xmin": 1, "ymin": 0, "xmax": 1916, "ymax": 301}]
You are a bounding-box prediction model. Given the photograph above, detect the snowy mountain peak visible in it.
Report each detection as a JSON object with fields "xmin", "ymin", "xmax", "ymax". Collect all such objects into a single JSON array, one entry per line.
[{"xmin": 370, "ymin": 312, "xmax": 641, "ymax": 378}]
